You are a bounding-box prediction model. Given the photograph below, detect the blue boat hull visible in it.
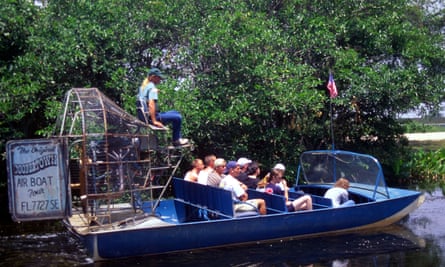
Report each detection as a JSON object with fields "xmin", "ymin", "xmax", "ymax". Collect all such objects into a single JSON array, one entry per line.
[{"xmin": 70, "ymin": 189, "xmax": 423, "ymax": 261}]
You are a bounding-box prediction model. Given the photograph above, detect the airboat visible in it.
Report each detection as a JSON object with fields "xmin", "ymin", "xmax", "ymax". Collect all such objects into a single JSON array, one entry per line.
[{"xmin": 6, "ymin": 88, "xmax": 424, "ymax": 261}]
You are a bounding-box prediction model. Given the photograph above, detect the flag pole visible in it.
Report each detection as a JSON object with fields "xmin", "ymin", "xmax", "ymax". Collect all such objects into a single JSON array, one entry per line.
[
  {"xmin": 329, "ymin": 97, "xmax": 335, "ymax": 150},
  {"xmin": 327, "ymin": 71, "xmax": 338, "ymax": 151}
]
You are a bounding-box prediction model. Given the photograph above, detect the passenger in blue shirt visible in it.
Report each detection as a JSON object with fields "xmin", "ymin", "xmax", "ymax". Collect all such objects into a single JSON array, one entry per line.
[{"xmin": 266, "ymin": 169, "xmax": 312, "ymax": 211}]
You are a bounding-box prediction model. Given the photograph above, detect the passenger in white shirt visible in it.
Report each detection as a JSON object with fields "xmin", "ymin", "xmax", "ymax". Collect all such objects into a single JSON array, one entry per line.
[
  {"xmin": 197, "ymin": 154, "xmax": 216, "ymax": 185},
  {"xmin": 220, "ymin": 161, "xmax": 267, "ymax": 215},
  {"xmin": 324, "ymin": 178, "xmax": 355, "ymax": 208}
]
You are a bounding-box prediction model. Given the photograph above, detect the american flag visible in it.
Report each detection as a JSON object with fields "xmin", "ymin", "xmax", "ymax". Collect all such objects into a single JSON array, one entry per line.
[{"xmin": 327, "ymin": 73, "xmax": 338, "ymax": 98}]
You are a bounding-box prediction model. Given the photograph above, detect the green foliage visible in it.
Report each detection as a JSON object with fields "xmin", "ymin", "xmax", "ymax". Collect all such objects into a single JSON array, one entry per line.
[
  {"xmin": 182, "ymin": 2, "xmax": 324, "ymax": 168},
  {"xmin": 409, "ymin": 148, "xmax": 445, "ymax": 185},
  {"xmin": 1, "ymin": 0, "xmax": 445, "ymax": 183},
  {"xmin": 0, "ymin": 0, "xmax": 37, "ymax": 62}
]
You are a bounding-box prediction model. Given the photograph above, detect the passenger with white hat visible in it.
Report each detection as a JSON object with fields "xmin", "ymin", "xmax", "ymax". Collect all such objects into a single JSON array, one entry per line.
[
  {"xmin": 235, "ymin": 157, "xmax": 252, "ymax": 187},
  {"xmin": 257, "ymin": 163, "xmax": 287, "ymax": 191},
  {"xmin": 273, "ymin": 163, "xmax": 286, "ymax": 190}
]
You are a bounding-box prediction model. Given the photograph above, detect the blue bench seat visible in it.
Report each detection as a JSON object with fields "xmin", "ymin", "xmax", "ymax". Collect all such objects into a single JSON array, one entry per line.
[
  {"xmin": 172, "ymin": 178, "xmax": 259, "ymax": 221},
  {"xmin": 249, "ymin": 189, "xmax": 333, "ymax": 210},
  {"xmin": 246, "ymin": 189, "xmax": 287, "ymax": 213},
  {"xmin": 248, "ymin": 189, "xmax": 332, "ymax": 211}
]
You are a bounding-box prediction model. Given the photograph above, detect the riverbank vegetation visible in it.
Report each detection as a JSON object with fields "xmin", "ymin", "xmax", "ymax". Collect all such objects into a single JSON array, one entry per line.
[
  {"xmin": 410, "ymin": 148, "xmax": 445, "ymax": 183},
  {"xmin": 399, "ymin": 121, "xmax": 445, "ymax": 190},
  {"xmin": 403, "ymin": 140, "xmax": 445, "ymax": 192},
  {"xmin": 1, "ymin": 0, "xmax": 444, "ymax": 187},
  {"xmin": 402, "ymin": 120, "xmax": 445, "ymax": 133}
]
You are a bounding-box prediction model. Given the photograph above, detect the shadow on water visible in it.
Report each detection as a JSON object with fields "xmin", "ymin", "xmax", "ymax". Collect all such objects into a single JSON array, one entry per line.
[{"xmin": 0, "ymin": 188, "xmax": 444, "ymax": 267}]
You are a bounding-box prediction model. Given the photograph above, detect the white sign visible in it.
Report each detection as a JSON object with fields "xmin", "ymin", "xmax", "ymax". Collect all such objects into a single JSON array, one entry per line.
[{"xmin": 7, "ymin": 139, "xmax": 68, "ymax": 221}]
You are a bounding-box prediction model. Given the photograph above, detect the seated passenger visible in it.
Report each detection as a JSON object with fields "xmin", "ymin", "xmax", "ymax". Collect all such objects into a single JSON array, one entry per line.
[
  {"xmin": 272, "ymin": 163, "xmax": 286, "ymax": 190},
  {"xmin": 136, "ymin": 68, "xmax": 189, "ymax": 146},
  {"xmin": 235, "ymin": 157, "xmax": 252, "ymax": 185},
  {"xmin": 324, "ymin": 177, "xmax": 355, "ymax": 208},
  {"xmin": 244, "ymin": 161, "xmax": 261, "ymax": 189},
  {"xmin": 220, "ymin": 161, "xmax": 267, "ymax": 215},
  {"xmin": 197, "ymin": 154, "xmax": 216, "ymax": 185},
  {"xmin": 207, "ymin": 158, "xmax": 226, "ymax": 187},
  {"xmin": 257, "ymin": 163, "xmax": 286, "ymax": 190},
  {"xmin": 184, "ymin": 158, "xmax": 204, "ymax": 182},
  {"xmin": 266, "ymin": 169, "xmax": 312, "ymax": 211}
]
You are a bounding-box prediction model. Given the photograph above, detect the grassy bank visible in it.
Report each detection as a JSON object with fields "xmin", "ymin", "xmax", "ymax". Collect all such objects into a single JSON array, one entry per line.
[
  {"xmin": 409, "ymin": 140, "xmax": 445, "ymax": 151},
  {"xmin": 402, "ymin": 119, "xmax": 445, "ymax": 133}
]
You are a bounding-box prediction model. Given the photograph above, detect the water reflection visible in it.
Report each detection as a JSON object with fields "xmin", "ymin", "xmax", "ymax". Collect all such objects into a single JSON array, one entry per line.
[
  {"xmin": 400, "ymin": 187, "xmax": 445, "ymax": 267},
  {"xmin": 0, "ymin": 188, "xmax": 443, "ymax": 267},
  {"xmin": 0, "ymin": 231, "xmax": 92, "ymax": 266}
]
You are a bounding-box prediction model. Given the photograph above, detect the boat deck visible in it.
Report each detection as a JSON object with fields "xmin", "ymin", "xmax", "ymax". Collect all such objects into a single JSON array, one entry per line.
[{"xmin": 67, "ymin": 202, "xmax": 175, "ymax": 234}]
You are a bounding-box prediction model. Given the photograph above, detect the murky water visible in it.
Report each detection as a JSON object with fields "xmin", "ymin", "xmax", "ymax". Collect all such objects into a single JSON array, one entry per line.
[{"xmin": 0, "ymin": 188, "xmax": 444, "ymax": 267}]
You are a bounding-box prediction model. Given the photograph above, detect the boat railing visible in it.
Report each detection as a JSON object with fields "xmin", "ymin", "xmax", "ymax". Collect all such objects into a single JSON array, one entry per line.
[{"xmin": 348, "ymin": 184, "xmax": 391, "ymax": 200}]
